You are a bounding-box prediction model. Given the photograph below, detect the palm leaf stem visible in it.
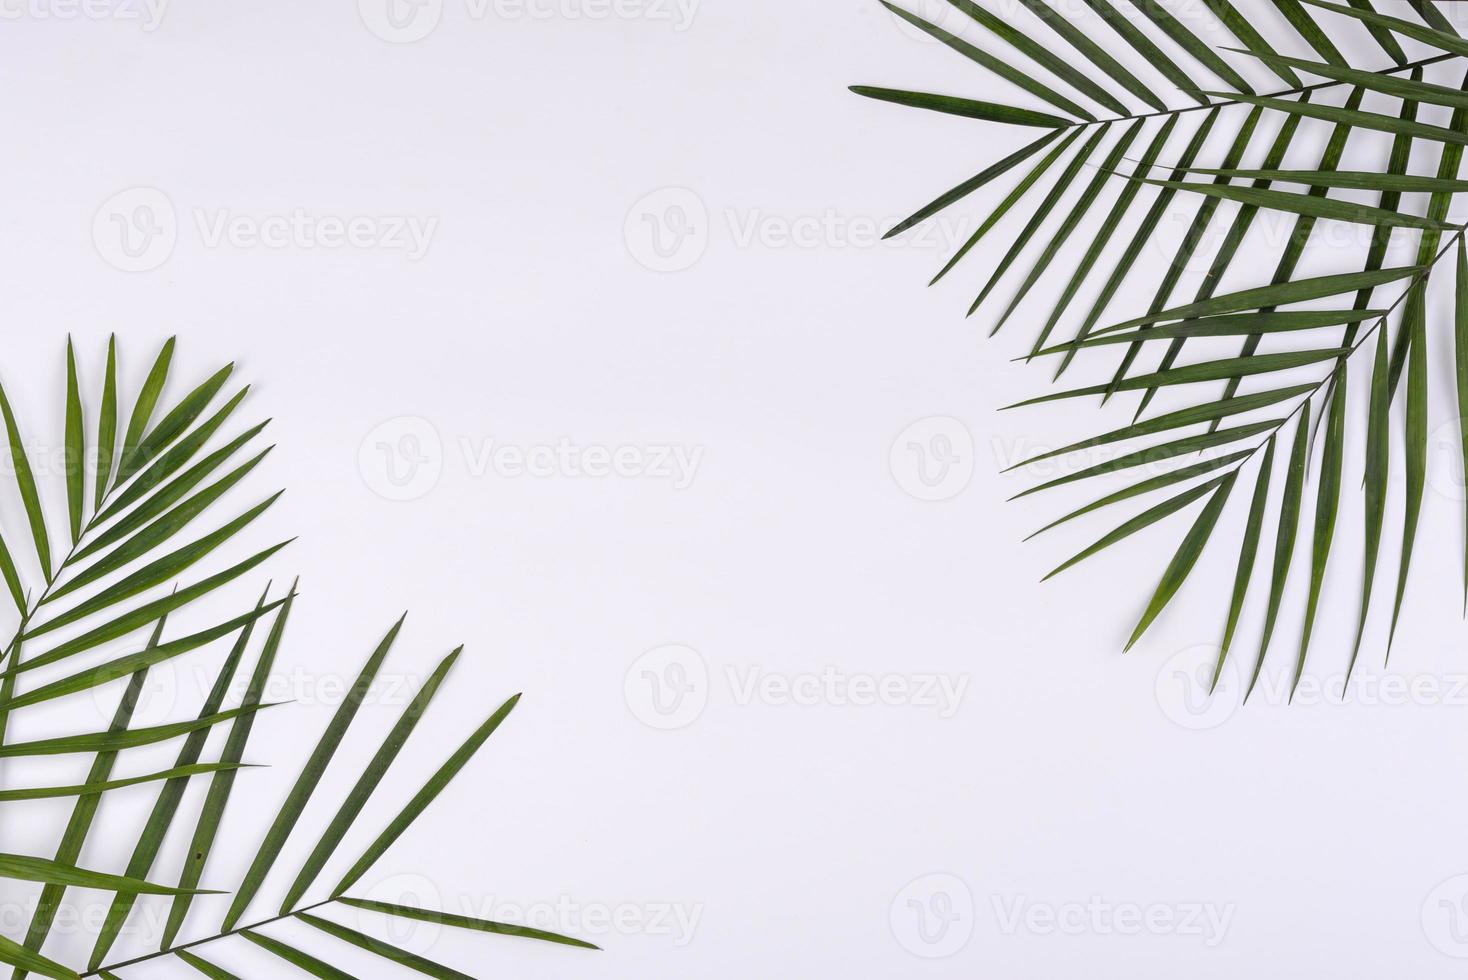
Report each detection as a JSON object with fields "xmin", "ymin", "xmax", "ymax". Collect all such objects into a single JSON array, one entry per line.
[{"xmin": 79, "ymin": 899, "xmax": 336, "ymax": 977}]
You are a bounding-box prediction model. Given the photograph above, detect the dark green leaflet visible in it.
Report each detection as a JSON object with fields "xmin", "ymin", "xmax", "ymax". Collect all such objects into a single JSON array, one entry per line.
[
  {"xmin": 0, "ymin": 763, "xmax": 246, "ymax": 803},
  {"xmin": 93, "ymin": 335, "xmax": 117, "ymax": 511},
  {"xmin": 88, "ymin": 588, "xmax": 269, "ymax": 972},
  {"xmin": 95, "ymin": 387, "xmax": 253, "ymax": 523},
  {"xmin": 0, "ymin": 593, "xmax": 289, "ymax": 715},
  {"xmin": 162, "ymin": 590, "xmax": 295, "ymax": 948},
  {"xmin": 1336, "ymin": 70, "xmax": 1420, "ymax": 362},
  {"xmin": 971, "ymin": 126, "xmax": 1110, "ymax": 315},
  {"xmin": 1388, "ymin": 72, "xmax": 1468, "ymax": 398},
  {"xmin": 1043, "ymin": 479, "xmax": 1229, "ymax": 581},
  {"xmin": 1197, "ymin": 87, "xmax": 1364, "ymax": 424},
  {"xmin": 931, "ymin": 129, "xmax": 1082, "ymax": 285},
  {"xmin": 1011, "ymin": 420, "xmax": 1281, "ymax": 500},
  {"xmin": 1345, "ymin": 0, "xmax": 1405, "ymax": 64},
  {"xmin": 847, "ymin": 87, "xmax": 1073, "ymax": 128},
  {"xmin": 1108, "ymin": 106, "xmax": 1263, "ymax": 397},
  {"xmin": 1125, "ymin": 0, "xmax": 1254, "ymax": 93},
  {"xmin": 70, "ymin": 449, "xmax": 273, "ymax": 568},
  {"xmin": 240, "ymin": 932, "xmax": 353, "ymax": 980},
  {"xmin": 1103, "ymin": 266, "xmax": 1421, "ymax": 332},
  {"xmin": 883, "ymin": 130, "xmax": 1061, "ymax": 240},
  {"xmin": 222, "ymin": 615, "xmax": 407, "ymax": 931},
  {"xmin": 85, "ymin": 422, "xmax": 271, "ymax": 552},
  {"xmin": 879, "ymin": 2, "xmax": 1093, "ymax": 121},
  {"xmin": 1270, "ymin": 0, "xmax": 1346, "ymax": 66},
  {"xmin": 338, "ymin": 899, "xmax": 601, "ymax": 950},
  {"xmin": 945, "ymin": 0, "xmax": 1129, "ymax": 115},
  {"xmin": 1137, "ymin": 178, "xmax": 1460, "ymax": 231},
  {"xmin": 1458, "ymin": 239, "xmax": 1468, "ymax": 612},
  {"xmin": 0, "ymin": 854, "xmax": 218, "ymax": 896},
  {"xmin": 1206, "ymin": 86, "xmax": 1362, "ymax": 419},
  {"xmin": 1215, "ymin": 440, "xmax": 1276, "ymax": 691},
  {"xmin": 1204, "ymin": 90, "xmax": 1468, "ymax": 148},
  {"xmin": 1293, "ymin": 371, "xmax": 1346, "ymax": 698},
  {"xmin": 23, "ymin": 539, "xmax": 291, "ymax": 645},
  {"xmin": 277, "ymin": 648, "xmax": 461, "ymax": 914},
  {"xmin": 1010, "ymin": 0, "xmax": 1166, "ymax": 110},
  {"xmin": 0, "ymin": 704, "xmax": 268, "ymax": 758},
  {"xmin": 299, "ymin": 914, "xmax": 473, "ymax": 980},
  {"xmin": 1226, "ymin": 48, "xmax": 1468, "ymax": 108},
  {"xmin": 1125, "ymin": 472, "xmax": 1237, "ymax": 651},
  {"xmin": 174, "ymin": 951, "xmax": 239, "ymax": 980},
  {"xmin": 1130, "ymin": 104, "xmax": 1308, "ymax": 418},
  {"xmin": 1006, "ymin": 386, "xmax": 1311, "ymax": 470},
  {"xmin": 1057, "ymin": 310, "xmax": 1385, "ymax": 351},
  {"xmin": 13, "ymin": 616, "xmax": 160, "ymax": 980},
  {"xmin": 0, "ymin": 379, "xmax": 52, "ymax": 581},
  {"xmin": 42, "ymin": 494, "xmax": 282, "ymax": 608},
  {"xmin": 116, "ymin": 337, "xmax": 175, "ymax": 488},
  {"xmin": 1028, "ymin": 116, "xmax": 1178, "ymax": 358},
  {"xmin": 1008, "ymin": 349, "xmax": 1351, "ymax": 408},
  {"xmin": 1246, "ymin": 409, "xmax": 1311, "ymax": 701},
  {"xmin": 1025, "ymin": 453, "xmax": 1251, "ymax": 542},
  {"xmin": 1349, "ymin": 326, "xmax": 1390, "ymax": 683},
  {"xmin": 1407, "ymin": 0, "xmax": 1459, "ymax": 35},
  {"xmin": 990, "ymin": 119, "xmax": 1146, "ymax": 338},
  {"xmin": 1301, "ymin": 0, "xmax": 1468, "ymax": 57},
  {"xmin": 114, "ymin": 363, "xmax": 234, "ymax": 485},
  {"xmin": 1078, "ymin": 0, "xmax": 1205, "ymax": 104},
  {"xmin": 1203, "ymin": 0, "xmax": 1300, "ymax": 85},
  {"xmin": 0, "ymin": 936, "xmax": 74, "ymax": 980},
  {"xmin": 1390, "ymin": 286, "xmax": 1428, "ymax": 653},
  {"xmin": 1161, "ymin": 168, "xmax": 1468, "ymax": 194},
  {"xmin": 332, "ymin": 693, "xmax": 521, "ymax": 896},
  {"xmin": 1056, "ymin": 108, "xmax": 1220, "ymax": 378},
  {"xmin": 63, "ymin": 338, "xmax": 84, "ymax": 544}
]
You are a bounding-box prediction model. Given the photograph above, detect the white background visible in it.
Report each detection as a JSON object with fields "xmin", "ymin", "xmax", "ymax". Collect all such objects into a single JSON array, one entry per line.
[{"xmin": 1, "ymin": 0, "xmax": 1468, "ymax": 977}]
